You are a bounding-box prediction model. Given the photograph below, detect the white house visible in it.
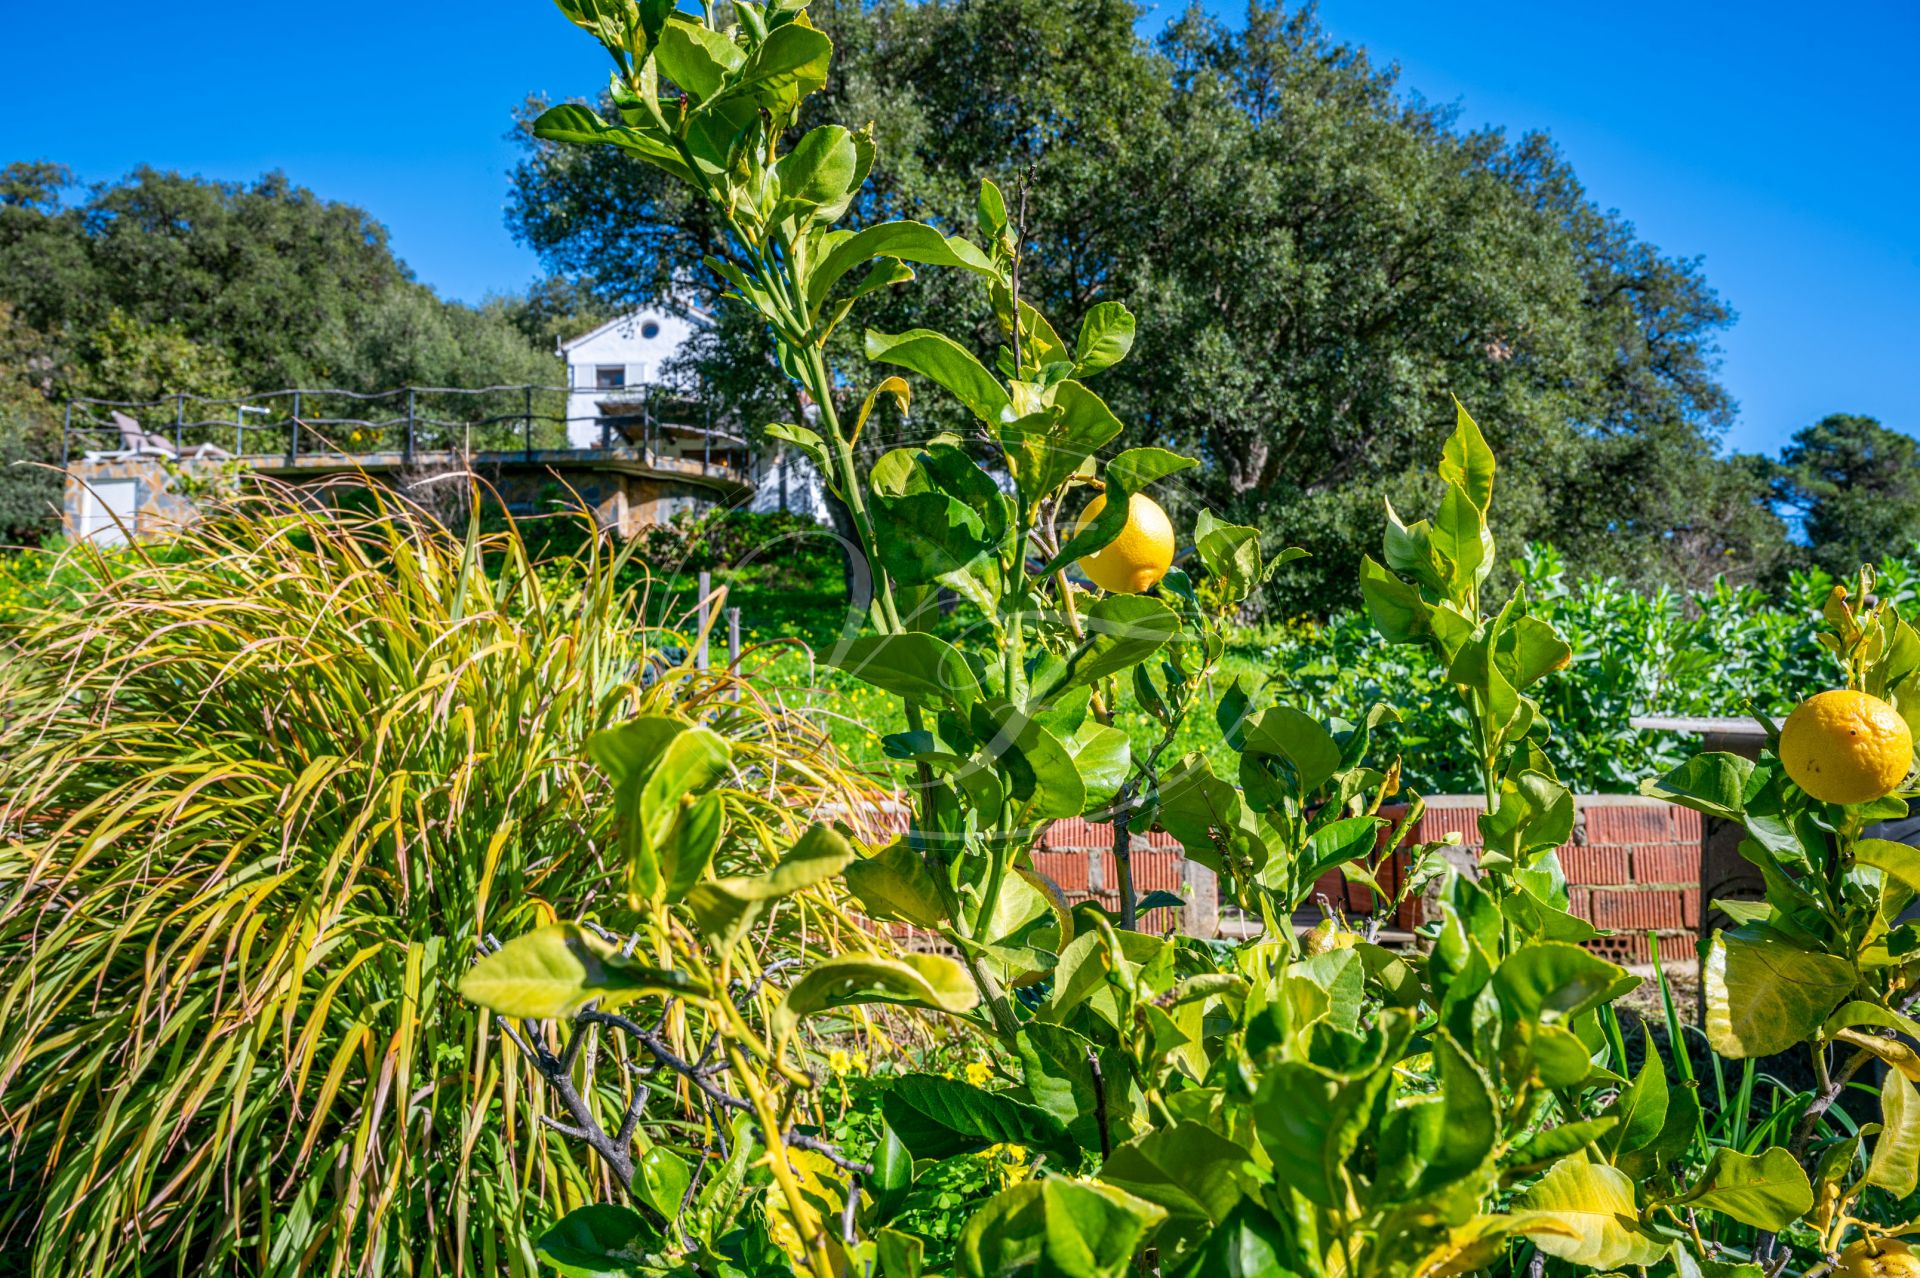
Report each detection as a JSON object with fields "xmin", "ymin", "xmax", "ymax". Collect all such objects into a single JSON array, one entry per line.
[
  {"xmin": 556, "ymin": 306, "xmax": 826, "ymax": 522},
  {"xmin": 557, "ymin": 306, "xmax": 701, "ymax": 448}
]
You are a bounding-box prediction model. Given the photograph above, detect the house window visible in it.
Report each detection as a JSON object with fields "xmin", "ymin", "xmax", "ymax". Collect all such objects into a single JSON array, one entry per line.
[
  {"xmin": 641, "ymin": 321, "xmax": 661, "ymax": 340},
  {"xmin": 595, "ymin": 365, "xmax": 627, "ymax": 390}
]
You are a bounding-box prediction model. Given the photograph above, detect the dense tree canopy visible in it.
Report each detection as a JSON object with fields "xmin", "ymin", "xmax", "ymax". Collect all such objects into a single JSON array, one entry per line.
[
  {"xmin": 507, "ymin": 0, "xmax": 1792, "ymax": 608},
  {"xmin": 0, "ymin": 163, "xmax": 565, "ymax": 397},
  {"xmin": 0, "ymin": 162, "xmax": 571, "ymax": 543},
  {"xmin": 1770, "ymin": 413, "xmax": 1920, "ymax": 576}
]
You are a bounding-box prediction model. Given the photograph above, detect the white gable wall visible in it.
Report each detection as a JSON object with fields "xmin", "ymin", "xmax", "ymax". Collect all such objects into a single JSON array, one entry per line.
[
  {"xmin": 560, "ymin": 308, "xmax": 700, "ymax": 448},
  {"xmin": 558, "ymin": 305, "xmax": 830, "ymax": 524}
]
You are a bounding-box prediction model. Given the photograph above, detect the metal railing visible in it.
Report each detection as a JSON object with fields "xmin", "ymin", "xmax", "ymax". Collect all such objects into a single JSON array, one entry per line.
[{"xmin": 59, "ymin": 384, "xmax": 749, "ymax": 482}]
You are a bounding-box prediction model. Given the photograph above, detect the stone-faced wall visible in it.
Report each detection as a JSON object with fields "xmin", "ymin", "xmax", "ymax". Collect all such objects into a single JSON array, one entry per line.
[{"xmin": 62, "ymin": 456, "xmax": 200, "ymax": 540}]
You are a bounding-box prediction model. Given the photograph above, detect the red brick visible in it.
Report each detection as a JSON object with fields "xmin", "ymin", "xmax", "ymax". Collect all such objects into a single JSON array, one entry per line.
[
  {"xmin": 1583, "ymin": 803, "xmax": 1677, "ymax": 845},
  {"xmin": 1632, "ymin": 845, "xmax": 1697, "ymax": 885},
  {"xmin": 1098, "ymin": 849, "xmax": 1182, "ymax": 895},
  {"xmin": 1030, "ymin": 850, "xmax": 1089, "ymax": 893},
  {"xmin": 1669, "ymin": 808, "xmax": 1702, "ymax": 841},
  {"xmin": 1560, "ymin": 845, "xmax": 1632, "ymax": 885},
  {"xmin": 1414, "ymin": 805, "xmax": 1485, "ymax": 847},
  {"xmin": 1587, "ymin": 887, "xmax": 1691, "ymax": 930},
  {"xmin": 1583, "ymin": 929, "xmax": 1698, "ymax": 966},
  {"xmin": 1043, "ymin": 817, "xmax": 1105, "ymax": 851}
]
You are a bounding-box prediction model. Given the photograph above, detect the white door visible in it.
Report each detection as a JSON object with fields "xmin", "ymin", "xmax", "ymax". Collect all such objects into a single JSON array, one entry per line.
[{"xmin": 81, "ymin": 479, "xmax": 138, "ymax": 545}]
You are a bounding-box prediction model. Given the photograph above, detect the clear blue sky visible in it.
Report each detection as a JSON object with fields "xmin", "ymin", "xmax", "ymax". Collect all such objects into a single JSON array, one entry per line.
[{"xmin": 2, "ymin": 0, "xmax": 1914, "ymax": 455}]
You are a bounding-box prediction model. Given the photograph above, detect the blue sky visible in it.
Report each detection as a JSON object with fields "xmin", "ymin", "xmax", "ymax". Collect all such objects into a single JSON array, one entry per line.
[{"xmin": 2, "ymin": 0, "xmax": 1914, "ymax": 456}]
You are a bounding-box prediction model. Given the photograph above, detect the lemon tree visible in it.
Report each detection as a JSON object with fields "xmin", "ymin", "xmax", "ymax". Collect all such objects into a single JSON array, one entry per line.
[
  {"xmin": 1648, "ymin": 569, "xmax": 1920, "ymax": 1253},
  {"xmin": 455, "ymin": 2, "xmax": 1880, "ymax": 1274}
]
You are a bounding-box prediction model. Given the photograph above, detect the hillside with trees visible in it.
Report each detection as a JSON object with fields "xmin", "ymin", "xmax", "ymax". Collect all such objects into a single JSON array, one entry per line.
[{"xmin": 0, "ymin": 162, "xmax": 579, "ymax": 543}]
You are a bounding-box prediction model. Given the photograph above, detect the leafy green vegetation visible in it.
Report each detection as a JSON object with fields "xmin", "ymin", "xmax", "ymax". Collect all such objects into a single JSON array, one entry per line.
[{"xmin": 3, "ymin": 1, "xmax": 1917, "ymax": 1274}]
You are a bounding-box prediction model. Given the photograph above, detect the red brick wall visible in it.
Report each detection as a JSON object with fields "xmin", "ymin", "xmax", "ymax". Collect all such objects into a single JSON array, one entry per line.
[
  {"xmin": 1373, "ymin": 796, "xmax": 1702, "ymax": 965},
  {"xmin": 859, "ymin": 797, "xmax": 1702, "ymax": 964}
]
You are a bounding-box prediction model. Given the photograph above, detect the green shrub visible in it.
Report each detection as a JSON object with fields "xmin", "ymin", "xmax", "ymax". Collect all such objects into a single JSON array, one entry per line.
[
  {"xmin": 1255, "ymin": 542, "xmax": 1907, "ymax": 793},
  {"xmin": 0, "ymin": 483, "xmax": 876, "ymax": 1276}
]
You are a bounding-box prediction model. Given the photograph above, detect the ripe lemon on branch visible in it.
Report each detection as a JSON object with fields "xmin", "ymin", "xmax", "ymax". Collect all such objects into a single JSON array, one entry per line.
[
  {"xmin": 1778, "ymin": 689, "xmax": 1913, "ymax": 805},
  {"xmin": 1837, "ymin": 1240, "xmax": 1919, "ymax": 1278},
  {"xmin": 1074, "ymin": 493, "xmax": 1174, "ymax": 594}
]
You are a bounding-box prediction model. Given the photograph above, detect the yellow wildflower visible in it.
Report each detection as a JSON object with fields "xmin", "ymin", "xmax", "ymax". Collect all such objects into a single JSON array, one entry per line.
[{"xmin": 964, "ymin": 1061, "xmax": 994, "ymax": 1088}]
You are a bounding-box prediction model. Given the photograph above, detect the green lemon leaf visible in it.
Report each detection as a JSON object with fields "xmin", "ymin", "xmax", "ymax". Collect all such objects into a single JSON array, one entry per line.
[
  {"xmin": 459, "ymin": 924, "xmax": 703, "ymax": 1019},
  {"xmin": 1166, "ymin": 1198, "xmax": 1291, "ymax": 1278},
  {"xmin": 764, "ymin": 422, "xmax": 833, "ymax": 476},
  {"xmin": 1098, "ymin": 1121, "xmax": 1253, "ymax": 1228},
  {"xmin": 1156, "ymin": 750, "xmax": 1267, "ymax": 883},
  {"xmin": 1015, "ymin": 1022, "xmax": 1134, "ymax": 1151},
  {"xmin": 1492, "ymin": 941, "xmax": 1636, "ymax": 1026},
  {"xmin": 828, "ymin": 631, "xmax": 983, "ymax": 711},
  {"xmin": 1255, "ymin": 1058, "xmax": 1391, "ymax": 1209},
  {"xmin": 654, "ymin": 15, "xmax": 742, "ymax": 101},
  {"xmin": 1857, "ymin": 837, "xmax": 1920, "ymax": 893},
  {"xmin": 1431, "ymin": 481, "xmax": 1493, "ymax": 596},
  {"xmin": 881, "ymin": 1074, "xmax": 1078, "ymax": 1166},
  {"xmin": 536, "ymin": 1203, "xmax": 661, "ymax": 1277},
  {"xmin": 633, "ymin": 1146, "xmax": 690, "ymax": 1220},
  {"xmin": 1517, "ymin": 1157, "xmax": 1667, "ymax": 1269},
  {"xmin": 685, "ymin": 823, "xmax": 856, "ymax": 948},
  {"xmin": 1669, "ymin": 1146, "xmax": 1812, "ymax": 1230},
  {"xmin": 1641, "ymin": 751, "xmax": 1758, "ymax": 821},
  {"xmin": 808, "ymin": 221, "xmax": 992, "ymax": 312},
  {"xmin": 773, "ymin": 953, "xmax": 978, "ymax": 1038},
  {"xmin": 1067, "ymin": 720, "xmax": 1131, "ymax": 815},
  {"xmin": 1867, "ymin": 1067, "xmax": 1920, "ymax": 1197},
  {"xmin": 869, "ymin": 1123, "xmax": 915, "ymax": 1224},
  {"xmin": 1041, "ymin": 595, "xmax": 1181, "ymax": 699},
  {"xmin": 1239, "ymin": 704, "xmax": 1343, "ymax": 798},
  {"xmin": 773, "ymin": 124, "xmax": 857, "ymax": 213},
  {"xmin": 877, "ymin": 1228, "xmax": 925, "ymax": 1278},
  {"xmin": 1360, "ymin": 554, "xmax": 1429, "ymax": 645},
  {"xmin": 1440, "ymin": 396, "xmax": 1495, "ymax": 511},
  {"xmin": 1605, "ymin": 1036, "xmax": 1670, "ymax": 1159},
  {"xmin": 864, "ymin": 328, "xmax": 1011, "ymax": 424},
  {"xmin": 953, "ymin": 1179, "xmax": 1165, "ymax": 1278},
  {"xmin": 843, "ymin": 839, "xmax": 949, "ymax": 929},
  {"xmin": 969, "ymin": 702, "xmax": 1086, "ymax": 825},
  {"xmin": 1703, "ymin": 926, "xmax": 1855, "ymax": 1058},
  {"xmin": 1072, "ymin": 301, "xmax": 1136, "ymax": 376},
  {"xmin": 721, "ymin": 20, "xmax": 831, "ymax": 116}
]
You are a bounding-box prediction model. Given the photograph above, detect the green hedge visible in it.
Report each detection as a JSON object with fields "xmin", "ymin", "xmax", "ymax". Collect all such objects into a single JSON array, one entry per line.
[{"xmin": 1263, "ymin": 543, "xmax": 1918, "ymax": 794}]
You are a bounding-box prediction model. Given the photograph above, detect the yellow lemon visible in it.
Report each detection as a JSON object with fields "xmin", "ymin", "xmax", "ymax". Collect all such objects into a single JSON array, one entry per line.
[
  {"xmin": 1838, "ymin": 1239, "xmax": 1920, "ymax": 1278},
  {"xmin": 1779, "ymin": 689, "xmax": 1913, "ymax": 805},
  {"xmin": 1074, "ymin": 492, "xmax": 1174, "ymax": 594},
  {"xmin": 1302, "ymin": 918, "xmax": 1359, "ymax": 955}
]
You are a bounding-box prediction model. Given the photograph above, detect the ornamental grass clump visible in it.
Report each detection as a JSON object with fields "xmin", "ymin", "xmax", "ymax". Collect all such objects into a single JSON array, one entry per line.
[{"xmin": 0, "ymin": 478, "xmax": 881, "ymax": 1277}]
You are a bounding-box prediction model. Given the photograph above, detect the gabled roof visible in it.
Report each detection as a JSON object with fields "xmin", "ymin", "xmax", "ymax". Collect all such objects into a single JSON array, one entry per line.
[{"xmin": 557, "ymin": 301, "xmax": 713, "ymax": 355}]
